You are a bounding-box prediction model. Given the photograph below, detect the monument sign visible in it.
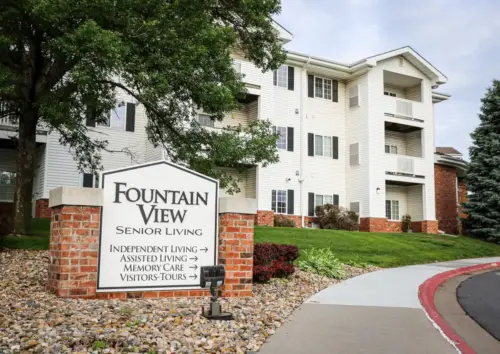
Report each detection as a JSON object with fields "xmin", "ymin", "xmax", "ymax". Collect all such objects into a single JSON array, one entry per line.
[{"xmin": 97, "ymin": 161, "xmax": 219, "ymax": 292}]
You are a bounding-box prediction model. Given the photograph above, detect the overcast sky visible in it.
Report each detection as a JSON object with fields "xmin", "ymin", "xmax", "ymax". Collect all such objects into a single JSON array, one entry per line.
[{"xmin": 275, "ymin": 0, "xmax": 500, "ymax": 159}]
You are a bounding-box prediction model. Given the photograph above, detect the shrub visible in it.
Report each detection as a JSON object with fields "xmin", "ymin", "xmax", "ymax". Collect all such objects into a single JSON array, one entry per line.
[
  {"xmin": 402, "ymin": 214, "xmax": 412, "ymax": 232},
  {"xmin": 253, "ymin": 242, "xmax": 299, "ymax": 282},
  {"xmin": 315, "ymin": 204, "xmax": 359, "ymax": 231},
  {"xmin": 298, "ymin": 248, "xmax": 347, "ymax": 279},
  {"xmin": 274, "ymin": 214, "xmax": 296, "ymax": 228}
]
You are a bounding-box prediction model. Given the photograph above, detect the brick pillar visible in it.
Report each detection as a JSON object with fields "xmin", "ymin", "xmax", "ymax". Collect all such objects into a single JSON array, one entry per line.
[
  {"xmin": 218, "ymin": 198, "xmax": 256, "ymax": 297},
  {"xmin": 47, "ymin": 205, "xmax": 100, "ymax": 297}
]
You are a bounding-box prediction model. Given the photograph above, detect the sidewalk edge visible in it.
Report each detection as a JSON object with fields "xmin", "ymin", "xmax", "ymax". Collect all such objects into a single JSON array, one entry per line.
[{"xmin": 419, "ymin": 262, "xmax": 500, "ymax": 354}]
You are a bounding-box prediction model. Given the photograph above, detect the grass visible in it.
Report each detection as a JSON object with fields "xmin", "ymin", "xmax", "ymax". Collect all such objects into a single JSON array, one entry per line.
[
  {"xmin": 0, "ymin": 218, "xmax": 50, "ymax": 250},
  {"xmin": 255, "ymin": 226, "xmax": 500, "ymax": 268},
  {"xmin": 3, "ymin": 221, "xmax": 500, "ymax": 268}
]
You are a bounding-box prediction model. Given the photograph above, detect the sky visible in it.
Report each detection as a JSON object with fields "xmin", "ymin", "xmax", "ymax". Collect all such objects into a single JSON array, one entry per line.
[{"xmin": 274, "ymin": 0, "xmax": 500, "ymax": 160}]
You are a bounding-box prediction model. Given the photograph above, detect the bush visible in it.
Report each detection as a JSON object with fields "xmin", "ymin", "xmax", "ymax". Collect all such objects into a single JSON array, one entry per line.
[
  {"xmin": 274, "ymin": 214, "xmax": 296, "ymax": 228},
  {"xmin": 315, "ymin": 204, "xmax": 359, "ymax": 231},
  {"xmin": 298, "ymin": 248, "xmax": 347, "ymax": 279},
  {"xmin": 402, "ymin": 214, "xmax": 412, "ymax": 232},
  {"xmin": 253, "ymin": 242, "xmax": 299, "ymax": 282}
]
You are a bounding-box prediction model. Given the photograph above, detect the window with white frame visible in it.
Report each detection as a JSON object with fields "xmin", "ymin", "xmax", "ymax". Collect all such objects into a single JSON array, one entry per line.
[
  {"xmin": 350, "ymin": 202, "xmax": 360, "ymax": 214},
  {"xmin": 98, "ymin": 104, "xmax": 126, "ymax": 129},
  {"xmin": 385, "ymin": 144, "xmax": 398, "ymax": 154},
  {"xmin": 384, "ymin": 91, "xmax": 397, "ymax": 97},
  {"xmin": 314, "ymin": 77, "xmax": 332, "ymax": 100},
  {"xmin": 275, "ymin": 65, "xmax": 288, "ymax": 88},
  {"xmin": 315, "ymin": 194, "xmax": 333, "ymax": 208},
  {"xmin": 274, "ymin": 126, "xmax": 287, "ymax": 150},
  {"xmin": 349, "ymin": 85, "xmax": 359, "ymax": 107},
  {"xmin": 0, "ymin": 171, "xmax": 15, "ymax": 201},
  {"xmin": 272, "ymin": 190, "xmax": 287, "ymax": 214},
  {"xmin": 386, "ymin": 200, "xmax": 400, "ymax": 220},
  {"xmin": 349, "ymin": 143, "xmax": 360, "ymax": 165},
  {"xmin": 196, "ymin": 113, "xmax": 214, "ymax": 128},
  {"xmin": 314, "ymin": 135, "xmax": 332, "ymax": 157}
]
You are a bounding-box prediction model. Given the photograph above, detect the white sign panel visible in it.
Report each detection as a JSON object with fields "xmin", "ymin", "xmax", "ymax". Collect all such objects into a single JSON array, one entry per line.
[{"xmin": 97, "ymin": 161, "xmax": 218, "ymax": 292}]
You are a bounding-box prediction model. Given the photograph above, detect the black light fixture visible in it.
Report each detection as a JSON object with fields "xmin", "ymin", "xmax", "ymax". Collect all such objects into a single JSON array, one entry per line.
[{"xmin": 200, "ymin": 265, "xmax": 232, "ymax": 320}]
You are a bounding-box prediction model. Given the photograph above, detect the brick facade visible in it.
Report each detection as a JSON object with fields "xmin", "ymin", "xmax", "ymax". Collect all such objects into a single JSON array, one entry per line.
[
  {"xmin": 47, "ymin": 205, "xmax": 254, "ymax": 299},
  {"xmin": 361, "ymin": 217, "xmax": 438, "ymax": 234},
  {"xmin": 35, "ymin": 199, "xmax": 51, "ymax": 218},
  {"xmin": 434, "ymin": 164, "xmax": 459, "ymax": 235},
  {"xmin": 255, "ymin": 210, "xmax": 317, "ymax": 228}
]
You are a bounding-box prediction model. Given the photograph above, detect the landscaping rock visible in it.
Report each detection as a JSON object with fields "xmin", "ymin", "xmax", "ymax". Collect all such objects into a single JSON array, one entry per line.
[{"xmin": 0, "ymin": 249, "xmax": 377, "ymax": 353}]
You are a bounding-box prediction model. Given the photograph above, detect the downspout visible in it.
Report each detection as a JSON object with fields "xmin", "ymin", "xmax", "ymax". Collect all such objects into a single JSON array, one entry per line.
[{"xmin": 300, "ymin": 57, "xmax": 311, "ymax": 227}]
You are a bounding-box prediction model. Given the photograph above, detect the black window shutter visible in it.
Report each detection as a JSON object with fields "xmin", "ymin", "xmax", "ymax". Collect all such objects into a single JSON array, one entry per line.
[
  {"xmin": 308, "ymin": 133, "xmax": 314, "ymax": 156},
  {"xmin": 271, "ymin": 190, "xmax": 276, "ymax": 212},
  {"xmin": 308, "ymin": 75, "xmax": 314, "ymax": 97},
  {"xmin": 332, "ymin": 136, "xmax": 338, "ymax": 159},
  {"xmin": 288, "ymin": 66, "xmax": 294, "ymax": 91},
  {"xmin": 85, "ymin": 107, "xmax": 95, "ymax": 127},
  {"xmin": 273, "ymin": 70, "xmax": 277, "ymax": 86},
  {"xmin": 333, "ymin": 194, "xmax": 339, "ymax": 206},
  {"xmin": 287, "ymin": 127, "xmax": 294, "ymax": 152},
  {"xmin": 332, "ymin": 80, "xmax": 339, "ymax": 102},
  {"xmin": 126, "ymin": 103, "xmax": 136, "ymax": 132},
  {"xmin": 308, "ymin": 193, "xmax": 315, "ymax": 217},
  {"xmin": 287, "ymin": 189, "xmax": 294, "ymax": 214},
  {"xmin": 83, "ymin": 173, "xmax": 94, "ymax": 188}
]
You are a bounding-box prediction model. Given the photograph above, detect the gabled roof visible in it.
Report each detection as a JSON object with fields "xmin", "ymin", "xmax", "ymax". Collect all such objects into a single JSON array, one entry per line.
[
  {"xmin": 436, "ymin": 147, "xmax": 462, "ymax": 156},
  {"xmin": 285, "ymin": 46, "xmax": 448, "ymax": 86}
]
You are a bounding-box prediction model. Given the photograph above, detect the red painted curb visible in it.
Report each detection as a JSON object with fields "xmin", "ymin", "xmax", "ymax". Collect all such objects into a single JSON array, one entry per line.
[{"xmin": 419, "ymin": 262, "xmax": 500, "ymax": 354}]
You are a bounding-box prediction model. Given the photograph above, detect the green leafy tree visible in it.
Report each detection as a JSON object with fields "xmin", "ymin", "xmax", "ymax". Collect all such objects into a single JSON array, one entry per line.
[
  {"xmin": 0, "ymin": 0, "xmax": 285, "ymax": 234},
  {"xmin": 465, "ymin": 79, "xmax": 500, "ymax": 243}
]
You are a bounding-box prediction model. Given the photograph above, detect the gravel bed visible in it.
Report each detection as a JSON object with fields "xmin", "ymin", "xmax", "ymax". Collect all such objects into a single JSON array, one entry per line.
[{"xmin": 0, "ymin": 250, "xmax": 378, "ymax": 353}]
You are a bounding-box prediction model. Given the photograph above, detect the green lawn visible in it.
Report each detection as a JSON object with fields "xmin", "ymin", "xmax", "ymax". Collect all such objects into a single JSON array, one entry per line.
[
  {"xmin": 0, "ymin": 218, "xmax": 50, "ymax": 250},
  {"xmin": 255, "ymin": 226, "xmax": 500, "ymax": 268}
]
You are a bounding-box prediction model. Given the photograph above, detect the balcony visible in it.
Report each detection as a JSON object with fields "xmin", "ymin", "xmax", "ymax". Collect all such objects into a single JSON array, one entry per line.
[
  {"xmin": 385, "ymin": 182, "xmax": 424, "ymax": 222},
  {"xmin": 383, "ymin": 70, "xmax": 424, "ymax": 122},
  {"xmin": 385, "ymin": 153, "xmax": 426, "ymax": 179}
]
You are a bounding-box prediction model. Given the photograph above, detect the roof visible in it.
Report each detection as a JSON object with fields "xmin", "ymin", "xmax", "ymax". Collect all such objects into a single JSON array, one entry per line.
[
  {"xmin": 436, "ymin": 147, "xmax": 462, "ymax": 156},
  {"xmin": 286, "ymin": 46, "xmax": 447, "ymax": 86}
]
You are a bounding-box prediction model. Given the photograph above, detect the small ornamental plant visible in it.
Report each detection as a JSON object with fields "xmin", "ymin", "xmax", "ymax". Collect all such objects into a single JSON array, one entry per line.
[
  {"xmin": 298, "ymin": 248, "xmax": 347, "ymax": 279},
  {"xmin": 253, "ymin": 243, "xmax": 299, "ymax": 282},
  {"xmin": 402, "ymin": 214, "xmax": 412, "ymax": 233}
]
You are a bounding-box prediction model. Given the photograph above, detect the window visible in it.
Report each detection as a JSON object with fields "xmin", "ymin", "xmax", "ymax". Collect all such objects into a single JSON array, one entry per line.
[
  {"xmin": 314, "ymin": 135, "xmax": 333, "ymax": 157},
  {"xmin": 275, "ymin": 65, "xmax": 288, "ymax": 88},
  {"xmin": 0, "ymin": 171, "xmax": 15, "ymax": 201},
  {"xmin": 315, "ymin": 194, "xmax": 333, "ymax": 208},
  {"xmin": 350, "ymin": 202, "xmax": 360, "ymax": 214},
  {"xmin": 385, "ymin": 145, "xmax": 398, "ymax": 154},
  {"xmin": 386, "ymin": 200, "xmax": 400, "ymax": 220},
  {"xmin": 384, "ymin": 91, "xmax": 397, "ymax": 97},
  {"xmin": 350, "ymin": 143, "xmax": 360, "ymax": 165},
  {"xmin": 314, "ymin": 77, "xmax": 333, "ymax": 100},
  {"xmin": 196, "ymin": 114, "xmax": 214, "ymax": 128},
  {"xmin": 274, "ymin": 126, "xmax": 287, "ymax": 150},
  {"xmin": 98, "ymin": 104, "xmax": 126, "ymax": 129},
  {"xmin": 349, "ymin": 85, "xmax": 359, "ymax": 107},
  {"xmin": 272, "ymin": 190, "xmax": 287, "ymax": 214},
  {"xmin": 83, "ymin": 172, "xmax": 99, "ymax": 188}
]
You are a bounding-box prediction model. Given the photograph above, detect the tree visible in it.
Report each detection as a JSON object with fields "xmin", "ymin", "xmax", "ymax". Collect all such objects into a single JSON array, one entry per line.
[
  {"xmin": 465, "ymin": 80, "xmax": 500, "ymax": 243},
  {"xmin": 0, "ymin": 0, "xmax": 285, "ymax": 234}
]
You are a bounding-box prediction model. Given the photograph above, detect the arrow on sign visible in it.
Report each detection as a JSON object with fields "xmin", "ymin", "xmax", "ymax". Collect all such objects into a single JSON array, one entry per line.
[
  {"xmin": 189, "ymin": 256, "xmax": 198, "ymax": 262},
  {"xmin": 189, "ymin": 265, "xmax": 198, "ymax": 271},
  {"xmin": 189, "ymin": 274, "xmax": 198, "ymax": 280},
  {"xmin": 200, "ymin": 247, "xmax": 208, "ymax": 253}
]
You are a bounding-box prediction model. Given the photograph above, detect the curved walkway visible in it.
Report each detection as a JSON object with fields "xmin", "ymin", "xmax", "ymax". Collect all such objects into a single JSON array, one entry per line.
[{"xmin": 259, "ymin": 257, "xmax": 500, "ymax": 354}]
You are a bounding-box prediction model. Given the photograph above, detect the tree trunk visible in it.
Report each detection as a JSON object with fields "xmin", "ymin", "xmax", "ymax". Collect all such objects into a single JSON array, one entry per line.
[{"xmin": 12, "ymin": 109, "xmax": 38, "ymax": 235}]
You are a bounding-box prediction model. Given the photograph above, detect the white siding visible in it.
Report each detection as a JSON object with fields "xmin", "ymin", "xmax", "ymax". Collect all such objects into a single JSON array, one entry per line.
[
  {"xmin": 33, "ymin": 145, "xmax": 46, "ymax": 200},
  {"xmin": 407, "ymin": 185, "xmax": 424, "ymax": 221},
  {"xmin": 406, "ymin": 130, "xmax": 422, "ymax": 157},
  {"xmin": 245, "ymin": 168, "xmax": 257, "ymax": 198},
  {"xmin": 216, "ymin": 108, "xmax": 250, "ymax": 128},
  {"xmin": 44, "ymin": 87, "xmax": 149, "ymax": 196},
  {"xmin": 218, "ymin": 167, "xmax": 256, "ymax": 198},
  {"xmin": 405, "ymin": 85, "xmax": 422, "ymax": 102},
  {"xmin": 385, "ymin": 131, "xmax": 407, "ymax": 155}
]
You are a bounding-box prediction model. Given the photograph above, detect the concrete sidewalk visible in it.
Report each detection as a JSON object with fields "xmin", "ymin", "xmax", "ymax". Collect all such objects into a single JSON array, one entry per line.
[{"xmin": 259, "ymin": 257, "xmax": 500, "ymax": 354}]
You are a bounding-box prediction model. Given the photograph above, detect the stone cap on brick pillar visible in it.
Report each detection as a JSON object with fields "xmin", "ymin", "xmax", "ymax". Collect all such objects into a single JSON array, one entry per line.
[
  {"xmin": 49, "ymin": 186, "xmax": 103, "ymax": 208},
  {"xmin": 219, "ymin": 198, "xmax": 257, "ymax": 215}
]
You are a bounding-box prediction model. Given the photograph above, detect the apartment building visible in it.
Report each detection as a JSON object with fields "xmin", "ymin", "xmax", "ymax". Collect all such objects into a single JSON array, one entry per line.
[{"xmin": 0, "ymin": 23, "xmax": 460, "ymax": 234}]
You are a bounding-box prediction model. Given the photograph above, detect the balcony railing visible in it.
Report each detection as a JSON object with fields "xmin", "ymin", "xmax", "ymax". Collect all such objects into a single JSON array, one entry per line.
[
  {"xmin": 385, "ymin": 154, "xmax": 426, "ymax": 179},
  {"xmin": 383, "ymin": 96, "xmax": 424, "ymax": 123}
]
